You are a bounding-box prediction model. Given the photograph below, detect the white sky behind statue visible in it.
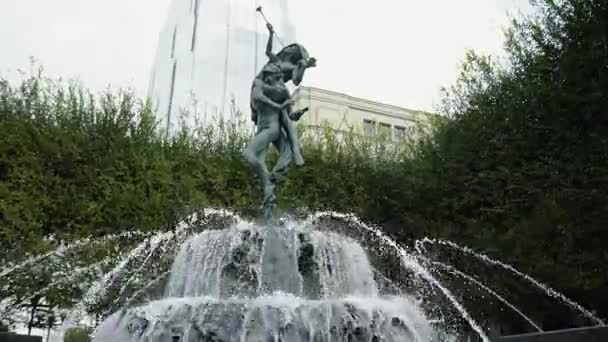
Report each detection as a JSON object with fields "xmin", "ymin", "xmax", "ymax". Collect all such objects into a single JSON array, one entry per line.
[{"xmin": 0, "ymin": 0, "xmax": 530, "ymax": 113}]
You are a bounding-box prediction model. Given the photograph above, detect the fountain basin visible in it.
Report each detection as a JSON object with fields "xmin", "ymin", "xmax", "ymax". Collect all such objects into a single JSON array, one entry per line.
[{"xmin": 498, "ymin": 326, "xmax": 608, "ymax": 342}]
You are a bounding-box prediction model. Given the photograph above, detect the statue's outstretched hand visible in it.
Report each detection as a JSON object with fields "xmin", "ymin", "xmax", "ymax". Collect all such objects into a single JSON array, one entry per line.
[
  {"xmin": 289, "ymin": 107, "xmax": 309, "ymax": 121},
  {"xmin": 266, "ymin": 23, "xmax": 274, "ymax": 33}
]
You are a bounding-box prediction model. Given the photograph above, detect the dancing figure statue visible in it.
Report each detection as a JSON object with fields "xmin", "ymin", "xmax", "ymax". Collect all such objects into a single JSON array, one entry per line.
[{"xmin": 243, "ymin": 22, "xmax": 317, "ymax": 219}]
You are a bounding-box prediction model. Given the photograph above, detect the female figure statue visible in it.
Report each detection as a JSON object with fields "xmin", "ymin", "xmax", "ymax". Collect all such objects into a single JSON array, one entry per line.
[
  {"xmin": 244, "ymin": 22, "xmax": 316, "ymax": 218},
  {"xmin": 244, "ymin": 63, "xmax": 307, "ymax": 218},
  {"xmin": 250, "ymin": 23, "xmax": 317, "ymax": 166}
]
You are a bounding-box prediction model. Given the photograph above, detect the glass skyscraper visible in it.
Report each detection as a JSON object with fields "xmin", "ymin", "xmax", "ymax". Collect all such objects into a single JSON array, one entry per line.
[{"xmin": 148, "ymin": 0, "xmax": 295, "ymax": 132}]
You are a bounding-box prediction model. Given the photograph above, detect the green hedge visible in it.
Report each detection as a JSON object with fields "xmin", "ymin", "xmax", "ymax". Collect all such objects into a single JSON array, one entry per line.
[{"xmin": 64, "ymin": 327, "xmax": 91, "ymax": 342}]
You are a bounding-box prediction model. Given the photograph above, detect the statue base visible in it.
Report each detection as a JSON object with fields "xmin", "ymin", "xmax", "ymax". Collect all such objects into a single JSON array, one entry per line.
[{"xmin": 259, "ymin": 201, "xmax": 276, "ymax": 222}]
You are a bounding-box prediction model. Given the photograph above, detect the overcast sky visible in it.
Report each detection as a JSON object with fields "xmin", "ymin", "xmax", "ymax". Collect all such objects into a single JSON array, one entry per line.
[{"xmin": 0, "ymin": 0, "xmax": 531, "ymax": 112}]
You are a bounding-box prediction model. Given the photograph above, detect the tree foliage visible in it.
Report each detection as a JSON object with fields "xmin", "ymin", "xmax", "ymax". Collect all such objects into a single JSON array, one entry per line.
[
  {"xmin": 414, "ymin": 0, "xmax": 608, "ymax": 329},
  {"xmin": 64, "ymin": 327, "xmax": 92, "ymax": 342}
]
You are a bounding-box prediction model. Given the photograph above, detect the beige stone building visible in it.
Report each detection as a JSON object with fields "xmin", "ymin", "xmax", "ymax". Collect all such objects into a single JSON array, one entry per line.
[{"xmin": 292, "ymin": 86, "xmax": 434, "ymax": 140}]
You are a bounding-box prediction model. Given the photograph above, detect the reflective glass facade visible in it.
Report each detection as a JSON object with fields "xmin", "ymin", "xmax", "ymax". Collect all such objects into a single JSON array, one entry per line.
[{"xmin": 149, "ymin": 0, "xmax": 295, "ymax": 131}]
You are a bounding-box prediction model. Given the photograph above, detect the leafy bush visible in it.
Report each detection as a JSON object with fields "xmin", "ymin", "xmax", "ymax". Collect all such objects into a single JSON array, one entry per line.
[{"xmin": 64, "ymin": 327, "xmax": 91, "ymax": 342}]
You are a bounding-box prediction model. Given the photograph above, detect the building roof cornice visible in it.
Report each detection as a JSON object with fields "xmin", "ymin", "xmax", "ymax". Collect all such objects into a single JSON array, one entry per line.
[{"xmin": 293, "ymin": 86, "xmax": 436, "ymax": 118}]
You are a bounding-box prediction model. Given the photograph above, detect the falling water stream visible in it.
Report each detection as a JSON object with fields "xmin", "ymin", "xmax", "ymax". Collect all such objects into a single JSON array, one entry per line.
[
  {"xmin": 2, "ymin": 209, "xmax": 602, "ymax": 342},
  {"xmin": 418, "ymin": 237, "xmax": 605, "ymax": 326},
  {"xmin": 94, "ymin": 218, "xmax": 434, "ymax": 342}
]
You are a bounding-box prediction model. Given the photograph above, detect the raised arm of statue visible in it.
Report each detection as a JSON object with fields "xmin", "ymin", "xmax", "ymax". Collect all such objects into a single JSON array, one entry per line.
[{"xmin": 265, "ymin": 24, "xmax": 278, "ymax": 62}]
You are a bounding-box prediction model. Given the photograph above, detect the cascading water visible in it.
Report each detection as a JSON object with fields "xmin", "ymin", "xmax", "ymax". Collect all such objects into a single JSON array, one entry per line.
[
  {"xmin": 17, "ymin": 210, "xmax": 599, "ymax": 342},
  {"xmin": 93, "ymin": 219, "xmax": 435, "ymax": 342}
]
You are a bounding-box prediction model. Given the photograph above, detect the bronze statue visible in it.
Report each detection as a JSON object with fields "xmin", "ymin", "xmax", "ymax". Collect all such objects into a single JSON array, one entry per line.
[{"xmin": 244, "ymin": 22, "xmax": 316, "ymax": 219}]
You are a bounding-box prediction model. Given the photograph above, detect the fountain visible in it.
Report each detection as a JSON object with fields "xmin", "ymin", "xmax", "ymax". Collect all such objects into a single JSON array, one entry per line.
[
  {"xmin": 3, "ymin": 8, "xmax": 605, "ymax": 342},
  {"xmin": 87, "ymin": 16, "xmax": 454, "ymax": 342},
  {"xmin": 75, "ymin": 210, "xmax": 604, "ymax": 342},
  {"xmin": 2, "ymin": 210, "xmax": 605, "ymax": 342},
  {"xmin": 92, "ymin": 218, "xmax": 435, "ymax": 342},
  {"xmin": 95, "ymin": 216, "xmax": 442, "ymax": 342}
]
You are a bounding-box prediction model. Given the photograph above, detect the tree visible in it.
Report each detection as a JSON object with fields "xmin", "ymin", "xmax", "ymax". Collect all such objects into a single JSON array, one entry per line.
[{"xmin": 421, "ymin": 0, "xmax": 608, "ymax": 324}]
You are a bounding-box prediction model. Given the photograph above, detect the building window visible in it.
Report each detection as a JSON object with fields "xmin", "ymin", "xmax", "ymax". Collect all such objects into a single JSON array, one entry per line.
[
  {"xmin": 363, "ymin": 119, "xmax": 376, "ymax": 136},
  {"xmin": 394, "ymin": 125, "xmax": 407, "ymax": 140},
  {"xmin": 379, "ymin": 122, "xmax": 391, "ymax": 135}
]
